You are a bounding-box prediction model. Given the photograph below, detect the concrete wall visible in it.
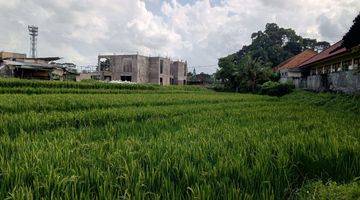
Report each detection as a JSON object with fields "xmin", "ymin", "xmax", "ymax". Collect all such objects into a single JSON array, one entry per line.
[
  {"xmin": 98, "ymin": 54, "xmax": 187, "ymax": 85},
  {"xmin": 329, "ymin": 71, "xmax": 360, "ymax": 93},
  {"xmin": 306, "ymin": 75, "xmax": 322, "ymax": 91},
  {"xmin": 279, "ymin": 69, "xmax": 301, "ymax": 86},
  {"xmin": 136, "ymin": 55, "xmax": 150, "ymax": 83},
  {"xmin": 98, "ymin": 55, "xmax": 139, "ymax": 81},
  {"xmin": 304, "ymin": 71, "xmax": 360, "ymax": 93},
  {"xmin": 171, "ymin": 61, "xmax": 187, "ymax": 85},
  {"xmin": 159, "ymin": 58, "xmax": 171, "ymax": 85},
  {"xmin": 76, "ymin": 73, "xmax": 100, "ymax": 82},
  {"xmin": 149, "ymin": 57, "xmax": 160, "ymax": 84},
  {"xmin": 0, "ymin": 52, "xmax": 26, "ymax": 59}
]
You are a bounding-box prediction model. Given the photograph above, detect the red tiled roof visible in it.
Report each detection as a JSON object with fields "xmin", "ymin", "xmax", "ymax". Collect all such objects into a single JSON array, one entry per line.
[
  {"xmin": 275, "ymin": 49, "xmax": 318, "ymax": 71},
  {"xmin": 299, "ymin": 41, "xmax": 347, "ymax": 67}
]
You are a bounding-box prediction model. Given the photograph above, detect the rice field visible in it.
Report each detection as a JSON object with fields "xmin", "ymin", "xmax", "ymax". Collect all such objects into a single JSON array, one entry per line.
[{"xmin": 0, "ymin": 79, "xmax": 359, "ymax": 199}]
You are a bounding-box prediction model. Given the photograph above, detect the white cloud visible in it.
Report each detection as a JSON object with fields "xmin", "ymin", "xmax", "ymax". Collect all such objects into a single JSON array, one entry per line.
[{"xmin": 0, "ymin": 0, "xmax": 359, "ymax": 73}]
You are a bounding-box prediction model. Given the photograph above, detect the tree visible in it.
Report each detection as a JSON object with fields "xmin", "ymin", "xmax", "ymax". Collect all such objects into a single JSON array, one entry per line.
[
  {"xmin": 241, "ymin": 55, "xmax": 272, "ymax": 92},
  {"xmin": 216, "ymin": 54, "xmax": 271, "ymax": 92},
  {"xmin": 216, "ymin": 23, "xmax": 330, "ymax": 92},
  {"xmin": 225, "ymin": 23, "xmax": 330, "ymax": 68},
  {"xmin": 342, "ymin": 13, "xmax": 360, "ymax": 49}
]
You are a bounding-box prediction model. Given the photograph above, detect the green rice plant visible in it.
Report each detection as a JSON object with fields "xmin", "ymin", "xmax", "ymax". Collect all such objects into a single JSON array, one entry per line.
[{"xmin": 0, "ymin": 78, "xmax": 359, "ymax": 199}]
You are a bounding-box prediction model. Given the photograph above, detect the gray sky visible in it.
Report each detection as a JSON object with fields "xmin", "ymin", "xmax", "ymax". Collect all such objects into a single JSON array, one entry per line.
[{"xmin": 0, "ymin": 0, "xmax": 359, "ymax": 73}]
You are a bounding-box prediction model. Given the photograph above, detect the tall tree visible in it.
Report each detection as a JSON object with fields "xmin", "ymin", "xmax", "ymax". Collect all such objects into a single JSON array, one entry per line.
[
  {"xmin": 216, "ymin": 23, "xmax": 330, "ymax": 91},
  {"xmin": 216, "ymin": 54, "xmax": 271, "ymax": 92},
  {"xmin": 241, "ymin": 55, "xmax": 272, "ymax": 92},
  {"xmin": 342, "ymin": 13, "xmax": 360, "ymax": 49}
]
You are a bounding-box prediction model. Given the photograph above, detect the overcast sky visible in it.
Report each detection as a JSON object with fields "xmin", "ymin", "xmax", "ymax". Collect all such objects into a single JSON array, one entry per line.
[{"xmin": 0, "ymin": 0, "xmax": 359, "ymax": 73}]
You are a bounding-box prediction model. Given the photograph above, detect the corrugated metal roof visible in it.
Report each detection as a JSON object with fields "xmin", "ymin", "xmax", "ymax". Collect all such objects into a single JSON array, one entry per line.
[{"xmin": 3, "ymin": 60, "xmax": 60, "ymax": 69}]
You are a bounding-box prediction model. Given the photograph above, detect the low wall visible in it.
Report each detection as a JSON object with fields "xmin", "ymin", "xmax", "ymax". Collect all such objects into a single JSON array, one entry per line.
[
  {"xmin": 306, "ymin": 75, "xmax": 321, "ymax": 91},
  {"xmin": 303, "ymin": 71, "xmax": 360, "ymax": 93},
  {"xmin": 329, "ymin": 71, "xmax": 360, "ymax": 93}
]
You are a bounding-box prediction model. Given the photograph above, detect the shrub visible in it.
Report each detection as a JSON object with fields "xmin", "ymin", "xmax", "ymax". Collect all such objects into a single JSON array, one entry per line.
[
  {"xmin": 260, "ymin": 81, "xmax": 294, "ymax": 96},
  {"xmin": 207, "ymin": 83, "xmax": 228, "ymax": 92}
]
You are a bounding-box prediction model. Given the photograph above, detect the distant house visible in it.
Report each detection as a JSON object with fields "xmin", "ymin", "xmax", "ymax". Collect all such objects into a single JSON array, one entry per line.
[
  {"xmin": 275, "ymin": 49, "xmax": 318, "ymax": 88},
  {"xmin": 0, "ymin": 51, "xmax": 76, "ymax": 80},
  {"xmin": 187, "ymin": 72, "xmax": 214, "ymax": 85},
  {"xmin": 298, "ymin": 41, "xmax": 360, "ymax": 93},
  {"xmin": 76, "ymin": 72, "xmax": 100, "ymax": 82}
]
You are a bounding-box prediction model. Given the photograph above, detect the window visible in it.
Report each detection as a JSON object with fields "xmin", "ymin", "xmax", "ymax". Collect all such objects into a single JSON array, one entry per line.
[
  {"xmin": 99, "ymin": 58, "xmax": 111, "ymax": 71},
  {"xmin": 333, "ymin": 63, "xmax": 341, "ymax": 72},
  {"xmin": 121, "ymin": 76, "xmax": 132, "ymax": 82},
  {"xmin": 342, "ymin": 60, "xmax": 351, "ymax": 71},
  {"xmin": 160, "ymin": 77, "xmax": 163, "ymax": 85},
  {"xmin": 160, "ymin": 60, "xmax": 164, "ymax": 74},
  {"xmin": 310, "ymin": 69, "xmax": 316, "ymax": 75},
  {"xmin": 123, "ymin": 59, "xmax": 132, "ymax": 73},
  {"xmin": 184, "ymin": 64, "xmax": 187, "ymax": 76},
  {"xmin": 324, "ymin": 65, "xmax": 331, "ymax": 74},
  {"xmin": 330, "ymin": 65, "xmax": 335, "ymax": 73},
  {"xmin": 354, "ymin": 58, "xmax": 359, "ymax": 69},
  {"xmin": 170, "ymin": 78, "xmax": 174, "ymax": 85}
]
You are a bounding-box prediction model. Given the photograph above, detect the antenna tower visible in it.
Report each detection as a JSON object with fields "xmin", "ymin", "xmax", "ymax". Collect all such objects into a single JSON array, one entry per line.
[{"xmin": 28, "ymin": 25, "xmax": 38, "ymax": 58}]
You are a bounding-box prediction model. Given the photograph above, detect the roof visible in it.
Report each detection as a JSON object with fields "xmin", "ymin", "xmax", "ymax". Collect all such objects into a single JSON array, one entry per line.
[
  {"xmin": 3, "ymin": 60, "xmax": 60, "ymax": 69},
  {"xmin": 0, "ymin": 51, "xmax": 27, "ymax": 59},
  {"xmin": 29, "ymin": 57, "xmax": 61, "ymax": 62},
  {"xmin": 276, "ymin": 50, "xmax": 318, "ymax": 71},
  {"xmin": 299, "ymin": 41, "xmax": 347, "ymax": 68}
]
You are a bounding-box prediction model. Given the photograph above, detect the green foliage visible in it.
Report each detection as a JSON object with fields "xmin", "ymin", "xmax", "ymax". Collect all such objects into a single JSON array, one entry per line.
[
  {"xmin": 270, "ymin": 72, "xmax": 281, "ymax": 82},
  {"xmin": 0, "ymin": 78, "xmax": 158, "ymax": 90},
  {"xmin": 0, "ymin": 79, "xmax": 359, "ymax": 199},
  {"xmin": 217, "ymin": 55, "xmax": 272, "ymax": 92},
  {"xmin": 342, "ymin": 12, "xmax": 360, "ymax": 49},
  {"xmin": 260, "ymin": 81, "xmax": 294, "ymax": 97},
  {"xmin": 229, "ymin": 23, "xmax": 329, "ymax": 68},
  {"xmin": 207, "ymin": 83, "xmax": 229, "ymax": 92},
  {"xmin": 297, "ymin": 181, "xmax": 360, "ymax": 200},
  {"xmin": 216, "ymin": 23, "xmax": 330, "ymax": 91}
]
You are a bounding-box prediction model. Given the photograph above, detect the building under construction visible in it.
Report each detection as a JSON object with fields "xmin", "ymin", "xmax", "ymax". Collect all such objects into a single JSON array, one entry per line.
[{"xmin": 98, "ymin": 54, "xmax": 187, "ymax": 85}]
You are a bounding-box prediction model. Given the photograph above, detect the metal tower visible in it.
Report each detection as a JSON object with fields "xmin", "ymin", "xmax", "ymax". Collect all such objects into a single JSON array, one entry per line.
[{"xmin": 28, "ymin": 25, "xmax": 38, "ymax": 58}]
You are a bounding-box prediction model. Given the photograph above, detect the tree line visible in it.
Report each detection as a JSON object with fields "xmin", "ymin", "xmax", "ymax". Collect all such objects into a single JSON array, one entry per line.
[
  {"xmin": 215, "ymin": 23, "xmax": 331, "ymax": 92},
  {"xmin": 216, "ymin": 12, "xmax": 360, "ymax": 93}
]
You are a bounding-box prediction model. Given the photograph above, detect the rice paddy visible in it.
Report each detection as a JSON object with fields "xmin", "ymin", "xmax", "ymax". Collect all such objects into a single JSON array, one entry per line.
[{"xmin": 0, "ymin": 79, "xmax": 359, "ymax": 199}]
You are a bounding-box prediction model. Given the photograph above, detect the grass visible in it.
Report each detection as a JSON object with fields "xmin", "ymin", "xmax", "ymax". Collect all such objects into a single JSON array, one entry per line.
[{"xmin": 0, "ymin": 79, "xmax": 359, "ymax": 199}]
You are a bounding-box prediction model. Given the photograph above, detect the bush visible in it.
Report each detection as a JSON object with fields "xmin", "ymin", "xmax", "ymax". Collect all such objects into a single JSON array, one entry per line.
[
  {"xmin": 260, "ymin": 81, "xmax": 294, "ymax": 96},
  {"xmin": 207, "ymin": 83, "xmax": 229, "ymax": 92}
]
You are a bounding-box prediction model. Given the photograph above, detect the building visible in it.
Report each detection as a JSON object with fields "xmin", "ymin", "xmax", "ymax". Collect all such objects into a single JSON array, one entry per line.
[
  {"xmin": 298, "ymin": 41, "xmax": 360, "ymax": 93},
  {"xmin": 0, "ymin": 51, "xmax": 76, "ymax": 80},
  {"xmin": 0, "ymin": 51, "xmax": 26, "ymax": 60},
  {"xmin": 76, "ymin": 72, "xmax": 100, "ymax": 82},
  {"xmin": 170, "ymin": 61, "xmax": 187, "ymax": 85},
  {"xmin": 98, "ymin": 54, "xmax": 187, "ymax": 85},
  {"xmin": 187, "ymin": 72, "xmax": 214, "ymax": 85},
  {"xmin": 275, "ymin": 49, "xmax": 318, "ymax": 88}
]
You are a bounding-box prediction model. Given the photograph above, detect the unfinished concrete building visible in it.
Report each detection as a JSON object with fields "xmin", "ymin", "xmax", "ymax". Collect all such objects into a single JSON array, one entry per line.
[{"xmin": 98, "ymin": 54, "xmax": 187, "ymax": 85}]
